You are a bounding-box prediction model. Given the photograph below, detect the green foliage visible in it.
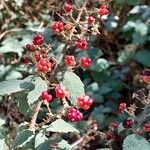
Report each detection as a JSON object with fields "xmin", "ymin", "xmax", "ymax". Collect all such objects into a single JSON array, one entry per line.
[
  {"xmin": 27, "ymin": 77, "xmax": 47, "ymax": 106},
  {"xmin": 0, "ymin": 76, "xmax": 34, "ymax": 96},
  {"xmin": 62, "ymin": 71, "xmax": 85, "ymax": 105},
  {"xmin": 13, "ymin": 129, "xmax": 35, "ymax": 148},
  {"xmin": 123, "ymin": 134, "xmax": 150, "ymax": 150},
  {"xmin": 134, "ymin": 50, "xmax": 150, "ymax": 67},
  {"xmin": 44, "ymin": 119, "xmax": 79, "ymax": 133},
  {"xmin": 0, "ymin": 135, "xmax": 9, "ymax": 150},
  {"xmin": 0, "ymin": 34, "xmax": 31, "ymax": 57}
]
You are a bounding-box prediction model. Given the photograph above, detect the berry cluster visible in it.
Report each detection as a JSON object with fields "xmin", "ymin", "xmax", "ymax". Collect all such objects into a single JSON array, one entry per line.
[
  {"xmin": 64, "ymin": 55, "xmax": 92, "ymax": 69},
  {"xmin": 68, "ymin": 107, "xmax": 83, "ymax": 122}
]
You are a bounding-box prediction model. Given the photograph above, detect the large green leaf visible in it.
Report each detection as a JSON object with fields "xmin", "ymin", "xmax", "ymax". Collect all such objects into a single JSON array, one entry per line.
[
  {"xmin": 27, "ymin": 77, "xmax": 47, "ymax": 106},
  {"xmin": 123, "ymin": 134, "xmax": 150, "ymax": 150},
  {"xmin": 0, "ymin": 35, "xmax": 31, "ymax": 57},
  {"xmin": 13, "ymin": 129, "xmax": 35, "ymax": 148},
  {"xmin": 45, "ymin": 119, "xmax": 79, "ymax": 133},
  {"xmin": 35, "ymin": 132, "xmax": 48, "ymax": 150},
  {"xmin": 62, "ymin": 71, "xmax": 85, "ymax": 105},
  {"xmin": 0, "ymin": 76, "xmax": 34, "ymax": 96}
]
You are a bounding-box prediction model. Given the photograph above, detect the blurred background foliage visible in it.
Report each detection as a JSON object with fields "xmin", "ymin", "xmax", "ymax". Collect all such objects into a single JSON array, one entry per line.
[{"xmin": 0, "ymin": 0, "xmax": 150, "ymax": 149}]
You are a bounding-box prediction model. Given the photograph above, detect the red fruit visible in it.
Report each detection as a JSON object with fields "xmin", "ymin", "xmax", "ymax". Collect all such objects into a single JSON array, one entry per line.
[
  {"xmin": 41, "ymin": 91, "xmax": 52, "ymax": 102},
  {"xmin": 21, "ymin": 57, "xmax": 30, "ymax": 64},
  {"xmin": 55, "ymin": 85, "xmax": 69, "ymax": 99},
  {"xmin": 34, "ymin": 51, "xmax": 41, "ymax": 62},
  {"xmin": 68, "ymin": 107, "xmax": 83, "ymax": 122},
  {"xmin": 119, "ymin": 103, "xmax": 127, "ymax": 112},
  {"xmin": 144, "ymin": 122, "xmax": 150, "ymax": 133},
  {"xmin": 100, "ymin": 4, "xmax": 108, "ymax": 9},
  {"xmin": 33, "ymin": 34, "xmax": 44, "ymax": 45},
  {"xmin": 87, "ymin": 16, "xmax": 95, "ymax": 24},
  {"xmin": 110, "ymin": 122, "xmax": 118, "ymax": 129},
  {"xmin": 80, "ymin": 57, "xmax": 92, "ymax": 68},
  {"xmin": 99, "ymin": 5, "xmax": 109, "ymax": 16},
  {"xmin": 106, "ymin": 132, "xmax": 115, "ymax": 140},
  {"xmin": 37, "ymin": 59, "xmax": 52, "ymax": 73},
  {"xmin": 76, "ymin": 39, "xmax": 88, "ymax": 50},
  {"xmin": 26, "ymin": 44, "xmax": 35, "ymax": 51},
  {"xmin": 64, "ymin": 2, "xmax": 73, "ymax": 12},
  {"xmin": 123, "ymin": 118, "xmax": 134, "ymax": 128},
  {"xmin": 52, "ymin": 22, "xmax": 64, "ymax": 33},
  {"xmin": 77, "ymin": 95, "xmax": 93, "ymax": 110},
  {"xmin": 64, "ymin": 55, "xmax": 76, "ymax": 67},
  {"xmin": 140, "ymin": 69, "xmax": 150, "ymax": 84}
]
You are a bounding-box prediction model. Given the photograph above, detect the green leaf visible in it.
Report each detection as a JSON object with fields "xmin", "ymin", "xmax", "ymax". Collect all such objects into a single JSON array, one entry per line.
[
  {"xmin": 62, "ymin": 71, "xmax": 85, "ymax": 105},
  {"xmin": 57, "ymin": 139, "xmax": 71, "ymax": 149},
  {"xmin": 0, "ymin": 76, "xmax": 34, "ymax": 96},
  {"xmin": 27, "ymin": 77, "xmax": 47, "ymax": 106},
  {"xmin": 45, "ymin": 119, "xmax": 79, "ymax": 133},
  {"xmin": 123, "ymin": 134, "xmax": 150, "ymax": 150},
  {"xmin": 13, "ymin": 129, "xmax": 35, "ymax": 148},
  {"xmin": 16, "ymin": 92, "xmax": 30, "ymax": 115},
  {"xmin": 117, "ymin": 44, "xmax": 137, "ymax": 64},
  {"xmin": 35, "ymin": 132, "xmax": 48, "ymax": 150},
  {"xmin": 135, "ymin": 50, "xmax": 150, "ymax": 67},
  {"xmin": 0, "ymin": 35, "xmax": 31, "ymax": 57},
  {"xmin": 0, "ymin": 135, "xmax": 9, "ymax": 150},
  {"xmin": 91, "ymin": 58, "xmax": 109, "ymax": 72}
]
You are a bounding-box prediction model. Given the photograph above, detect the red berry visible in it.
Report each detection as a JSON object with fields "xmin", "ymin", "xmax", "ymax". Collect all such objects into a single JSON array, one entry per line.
[
  {"xmin": 26, "ymin": 44, "xmax": 35, "ymax": 51},
  {"xmin": 144, "ymin": 122, "xmax": 150, "ymax": 133},
  {"xmin": 41, "ymin": 91, "xmax": 52, "ymax": 102},
  {"xmin": 52, "ymin": 22, "xmax": 64, "ymax": 33},
  {"xmin": 37, "ymin": 59, "xmax": 52, "ymax": 73},
  {"xmin": 87, "ymin": 16, "xmax": 95, "ymax": 24},
  {"xmin": 33, "ymin": 34, "xmax": 44, "ymax": 45},
  {"xmin": 99, "ymin": 5, "xmax": 109, "ymax": 16},
  {"xmin": 106, "ymin": 132, "xmax": 115, "ymax": 140},
  {"xmin": 64, "ymin": 2, "xmax": 73, "ymax": 12},
  {"xmin": 34, "ymin": 51, "xmax": 41, "ymax": 62},
  {"xmin": 119, "ymin": 103, "xmax": 127, "ymax": 112},
  {"xmin": 55, "ymin": 84, "xmax": 69, "ymax": 99},
  {"xmin": 123, "ymin": 118, "xmax": 134, "ymax": 128},
  {"xmin": 76, "ymin": 39, "xmax": 88, "ymax": 50},
  {"xmin": 21, "ymin": 57, "xmax": 30, "ymax": 64},
  {"xmin": 80, "ymin": 57, "xmax": 92, "ymax": 68},
  {"xmin": 100, "ymin": 4, "xmax": 108, "ymax": 9},
  {"xmin": 64, "ymin": 55, "xmax": 76, "ymax": 67},
  {"xmin": 110, "ymin": 122, "xmax": 118, "ymax": 129},
  {"xmin": 140, "ymin": 69, "xmax": 150, "ymax": 84},
  {"xmin": 68, "ymin": 107, "xmax": 83, "ymax": 122},
  {"xmin": 77, "ymin": 95, "xmax": 93, "ymax": 110}
]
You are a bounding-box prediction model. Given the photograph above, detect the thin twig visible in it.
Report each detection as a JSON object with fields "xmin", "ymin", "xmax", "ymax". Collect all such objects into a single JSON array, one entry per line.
[{"xmin": 29, "ymin": 101, "xmax": 42, "ymax": 130}]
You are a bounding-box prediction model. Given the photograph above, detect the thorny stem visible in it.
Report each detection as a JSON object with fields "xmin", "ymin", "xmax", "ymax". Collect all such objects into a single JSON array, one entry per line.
[
  {"xmin": 29, "ymin": 101, "xmax": 42, "ymax": 130},
  {"xmin": 136, "ymin": 95, "xmax": 150, "ymax": 131},
  {"xmin": 29, "ymin": 0, "xmax": 89, "ymax": 130},
  {"xmin": 69, "ymin": 0, "xmax": 89, "ymax": 40}
]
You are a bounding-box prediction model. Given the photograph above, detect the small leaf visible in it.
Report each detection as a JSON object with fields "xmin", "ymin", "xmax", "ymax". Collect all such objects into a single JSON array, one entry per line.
[
  {"xmin": 123, "ymin": 134, "xmax": 150, "ymax": 150},
  {"xmin": 57, "ymin": 139, "xmax": 71, "ymax": 149},
  {"xmin": 45, "ymin": 119, "xmax": 79, "ymax": 133},
  {"xmin": 135, "ymin": 50, "xmax": 150, "ymax": 67},
  {"xmin": 0, "ymin": 135, "xmax": 9, "ymax": 150},
  {"xmin": 91, "ymin": 58, "xmax": 109, "ymax": 72},
  {"xmin": 62, "ymin": 71, "xmax": 85, "ymax": 105},
  {"xmin": 27, "ymin": 77, "xmax": 47, "ymax": 106},
  {"xmin": 13, "ymin": 130, "xmax": 35, "ymax": 148}
]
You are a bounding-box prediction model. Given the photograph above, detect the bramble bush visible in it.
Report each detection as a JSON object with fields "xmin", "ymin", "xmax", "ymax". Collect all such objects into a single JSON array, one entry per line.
[{"xmin": 0, "ymin": 0, "xmax": 150, "ymax": 150}]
